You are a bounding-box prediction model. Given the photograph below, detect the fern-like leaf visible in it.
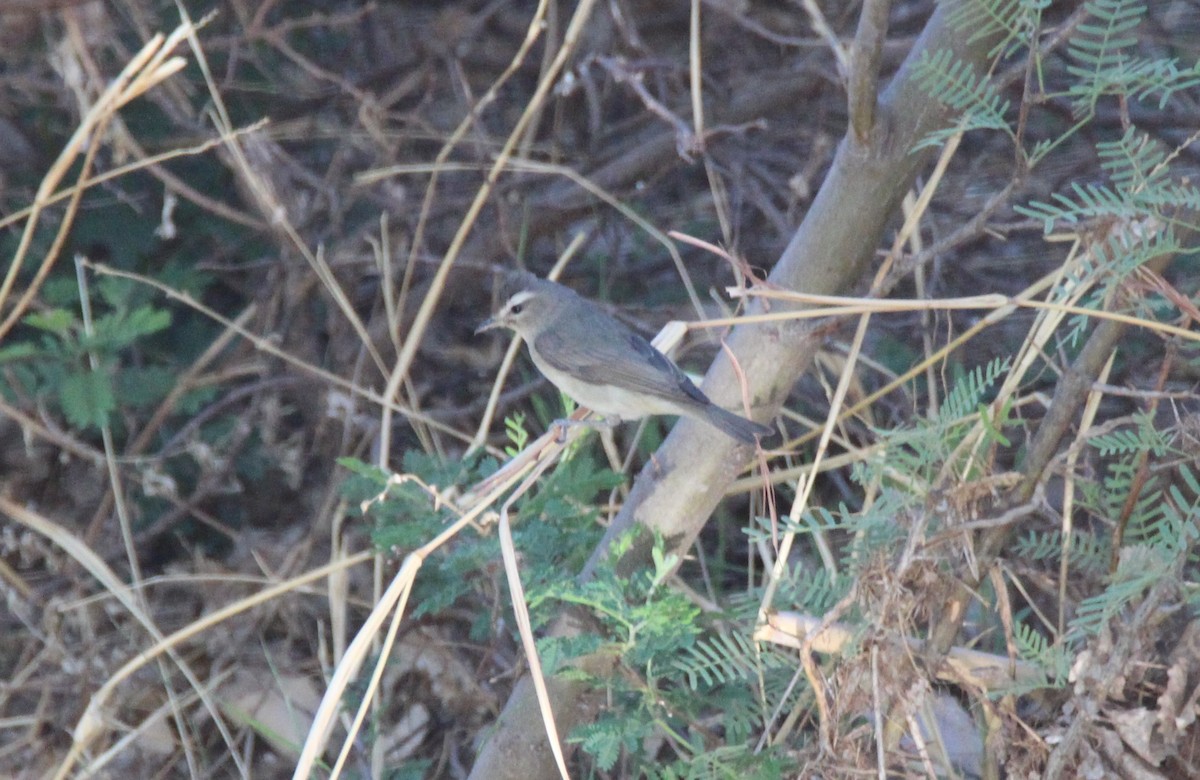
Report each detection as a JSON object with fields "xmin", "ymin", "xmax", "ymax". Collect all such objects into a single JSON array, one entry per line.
[
  {"xmin": 912, "ymin": 49, "xmax": 1014, "ymax": 149},
  {"xmin": 676, "ymin": 631, "xmax": 791, "ymax": 689},
  {"xmin": 1066, "ymin": 0, "xmax": 1147, "ymax": 113}
]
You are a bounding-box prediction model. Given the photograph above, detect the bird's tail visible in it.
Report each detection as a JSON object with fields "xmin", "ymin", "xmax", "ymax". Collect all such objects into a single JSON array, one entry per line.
[{"xmin": 695, "ymin": 403, "xmax": 773, "ymax": 444}]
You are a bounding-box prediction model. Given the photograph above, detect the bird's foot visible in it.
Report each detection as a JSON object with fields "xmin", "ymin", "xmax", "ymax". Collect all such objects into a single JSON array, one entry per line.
[{"xmin": 550, "ymin": 415, "xmax": 619, "ymax": 443}]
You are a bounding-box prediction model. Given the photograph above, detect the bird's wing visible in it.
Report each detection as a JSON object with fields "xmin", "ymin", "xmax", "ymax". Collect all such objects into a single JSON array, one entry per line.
[{"xmin": 534, "ymin": 325, "xmax": 710, "ymax": 406}]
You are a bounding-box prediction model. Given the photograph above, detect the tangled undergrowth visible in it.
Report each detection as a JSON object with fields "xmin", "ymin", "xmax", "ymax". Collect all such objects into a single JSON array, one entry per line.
[{"xmin": 1, "ymin": 1, "xmax": 1199, "ymax": 778}]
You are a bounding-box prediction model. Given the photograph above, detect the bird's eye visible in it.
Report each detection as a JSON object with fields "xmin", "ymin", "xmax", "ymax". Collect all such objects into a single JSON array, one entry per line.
[{"xmin": 511, "ymin": 303, "xmax": 524, "ymax": 315}]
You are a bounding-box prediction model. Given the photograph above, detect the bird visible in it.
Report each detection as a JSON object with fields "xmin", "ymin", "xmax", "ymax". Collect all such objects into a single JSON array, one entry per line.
[{"xmin": 475, "ymin": 271, "xmax": 772, "ymax": 444}]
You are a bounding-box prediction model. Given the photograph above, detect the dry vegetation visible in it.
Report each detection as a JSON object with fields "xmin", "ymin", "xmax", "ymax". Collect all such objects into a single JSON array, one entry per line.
[{"xmin": 1, "ymin": 1, "xmax": 1199, "ymax": 778}]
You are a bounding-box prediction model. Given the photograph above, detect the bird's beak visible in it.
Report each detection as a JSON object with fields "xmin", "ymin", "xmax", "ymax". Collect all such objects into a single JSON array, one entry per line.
[{"xmin": 474, "ymin": 316, "xmax": 500, "ymax": 335}]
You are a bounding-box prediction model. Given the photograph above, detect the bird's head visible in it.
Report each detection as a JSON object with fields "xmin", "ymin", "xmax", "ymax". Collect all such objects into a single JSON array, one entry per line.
[{"xmin": 475, "ymin": 271, "xmax": 577, "ymax": 340}]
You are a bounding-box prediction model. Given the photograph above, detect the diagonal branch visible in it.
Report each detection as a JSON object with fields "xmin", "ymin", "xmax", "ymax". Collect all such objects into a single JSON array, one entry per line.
[{"xmin": 469, "ymin": 3, "xmax": 1006, "ymax": 778}]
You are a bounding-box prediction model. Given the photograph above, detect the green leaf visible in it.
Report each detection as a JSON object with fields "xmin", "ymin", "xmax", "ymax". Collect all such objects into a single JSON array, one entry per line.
[
  {"xmin": 24, "ymin": 309, "xmax": 75, "ymax": 336},
  {"xmin": 114, "ymin": 365, "xmax": 175, "ymax": 407},
  {"xmin": 0, "ymin": 342, "xmax": 39, "ymax": 364},
  {"xmin": 505, "ymin": 411, "xmax": 529, "ymax": 456},
  {"xmin": 96, "ymin": 275, "xmax": 137, "ymax": 308},
  {"xmin": 125, "ymin": 305, "xmax": 172, "ymax": 336},
  {"xmin": 91, "ymin": 305, "xmax": 172, "ymax": 350},
  {"xmin": 337, "ymin": 456, "xmax": 390, "ymax": 482},
  {"xmin": 60, "ymin": 368, "xmax": 115, "ymax": 429},
  {"xmin": 977, "ymin": 402, "xmax": 1012, "ymax": 447}
]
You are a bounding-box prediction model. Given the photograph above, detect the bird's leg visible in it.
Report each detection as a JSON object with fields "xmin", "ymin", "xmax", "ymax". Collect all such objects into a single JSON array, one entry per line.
[{"xmin": 550, "ymin": 414, "xmax": 620, "ymax": 443}]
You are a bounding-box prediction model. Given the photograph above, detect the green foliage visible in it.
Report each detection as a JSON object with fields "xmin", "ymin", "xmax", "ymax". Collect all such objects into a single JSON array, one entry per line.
[
  {"xmin": 863, "ymin": 357, "xmax": 1012, "ymax": 486},
  {"xmin": 675, "ymin": 630, "xmax": 793, "ymax": 690},
  {"xmin": 1090, "ymin": 412, "xmax": 1172, "ymax": 457},
  {"xmin": 531, "ymin": 534, "xmax": 700, "ymax": 668},
  {"xmin": 60, "ymin": 370, "xmax": 116, "ymax": 431},
  {"xmin": 348, "ymin": 436, "xmax": 801, "ymax": 763},
  {"xmin": 1076, "ymin": 414, "xmax": 1194, "ymax": 550},
  {"xmin": 0, "ymin": 302, "xmax": 172, "ymax": 430},
  {"xmin": 570, "ymin": 713, "xmax": 648, "ymax": 772},
  {"xmin": 1068, "ymin": 442, "xmax": 1199, "ymax": 644},
  {"xmin": 382, "ymin": 760, "xmax": 431, "ymax": 780},
  {"xmin": 504, "ymin": 411, "xmax": 530, "ymax": 456},
  {"xmin": 1018, "ymin": 129, "xmax": 1200, "ymax": 233},
  {"xmin": 1011, "ymin": 619, "xmax": 1072, "ymax": 689},
  {"xmin": 510, "ymin": 522, "xmax": 801, "ymax": 774},
  {"xmin": 1070, "ymin": 549, "xmax": 1167, "ymax": 639},
  {"xmin": 745, "ymin": 502, "xmax": 909, "ymax": 589},
  {"xmin": 1065, "ymin": 0, "xmax": 1147, "ymax": 112},
  {"xmin": 921, "ymin": 0, "xmax": 1200, "ymax": 172},
  {"xmin": 1011, "ymin": 528, "xmax": 1109, "ymax": 573},
  {"xmin": 912, "ymin": 49, "xmax": 1014, "ymax": 151},
  {"xmin": 1059, "ymin": 0, "xmax": 1200, "ymax": 113},
  {"xmin": 945, "ymin": 0, "xmax": 1034, "ymax": 56},
  {"xmin": 646, "ymin": 744, "xmax": 793, "ymax": 780},
  {"xmin": 1131, "ymin": 466, "xmax": 1200, "ymax": 554},
  {"xmin": 340, "ymin": 455, "xmax": 466, "ymax": 553},
  {"xmin": 341, "ymin": 446, "xmax": 622, "ymax": 624}
]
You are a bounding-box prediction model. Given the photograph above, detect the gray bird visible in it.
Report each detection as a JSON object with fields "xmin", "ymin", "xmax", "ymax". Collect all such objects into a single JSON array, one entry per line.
[{"xmin": 476, "ymin": 272, "xmax": 772, "ymax": 444}]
